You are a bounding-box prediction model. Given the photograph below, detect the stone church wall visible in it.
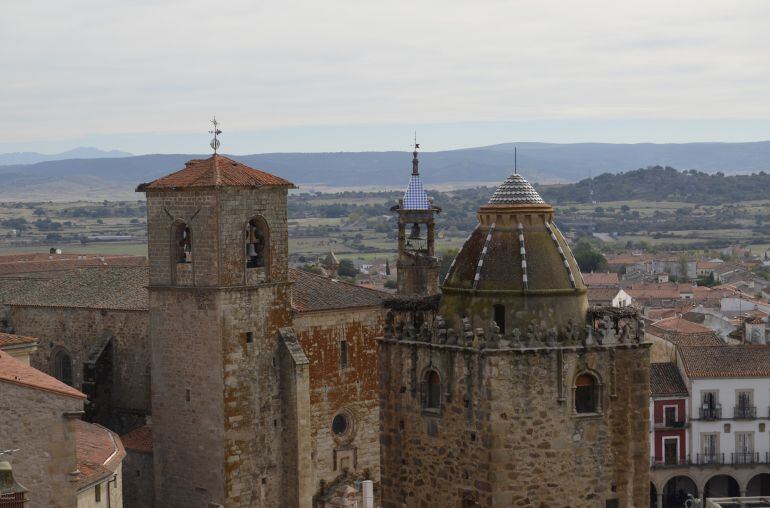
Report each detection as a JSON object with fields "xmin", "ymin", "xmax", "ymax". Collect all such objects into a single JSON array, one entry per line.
[
  {"xmin": 293, "ymin": 307, "xmax": 385, "ymax": 492},
  {"xmin": 149, "ymin": 288, "xmax": 225, "ymax": 507},
  {"xmin": 10, "ymin": 305, "xmax": 150, "ymax": 427}
]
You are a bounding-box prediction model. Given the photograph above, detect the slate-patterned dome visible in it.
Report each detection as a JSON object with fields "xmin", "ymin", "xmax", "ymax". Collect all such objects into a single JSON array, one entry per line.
[
  {"xmin": 439, "ymin": 172, "xmax": 587, "ymax": 332},
  {"xmin": 487, "ymin": 173, "xmax": 545, "ymax": 205}
]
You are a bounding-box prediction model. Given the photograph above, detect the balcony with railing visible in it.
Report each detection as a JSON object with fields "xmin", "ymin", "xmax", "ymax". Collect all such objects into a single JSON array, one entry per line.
[
  {"xmin": 699, "ymin": 405, "xmax": 722, "ymax": 420},
  {"xmin": 651, "ymin": 452, "xmax": 770, "ymax": 469},
  {"xmin": 696, "ymin": 452, "xmax": 725, "ymax": 465},
  {"xmin": 651, "ymin": 455, "xmax": 691, "ymax": 468},
  {"xmin": 655, "ymin": 418, "xmax": 687, "ymax": 429},
  {"xmin": 734, "ymin": 404, "xmax": 757, "ymax": 419},
  {"xmin": 731, "ymin": 452, "xmax": 767, "ymax": 465}
]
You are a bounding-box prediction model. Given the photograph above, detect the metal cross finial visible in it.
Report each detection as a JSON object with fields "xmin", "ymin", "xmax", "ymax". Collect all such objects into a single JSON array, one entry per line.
[
  {"xmin": 412, "ymin": 132, "xmax": 420, "ymax": 176},
  {"xmin": 209, "ymin": 116, "xmax": 222, "ymax": 154}
]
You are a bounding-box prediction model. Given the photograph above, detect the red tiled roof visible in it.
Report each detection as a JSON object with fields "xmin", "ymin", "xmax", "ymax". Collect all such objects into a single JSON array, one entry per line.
[
  {"xmin": 646, "ymin": 316, "xmax": 723, "ymax": 347},
  {"xmin": 137, "ymin": 155, "xmax": 295, "ymax": 190},
  {"xmin": 0, "ymin": 253, "xmax": 146, "ymax": 276},
  {"xmin": 587, "ymin": 287, "xmax": 623, "ymax": 302},
  {"xmin": 646, "ymin": 308, "xmax": 679, "ymax": 321},
  {"xmin": 582, "ymin": 272, "xmax": 619, "ymax": 286},
  {"xmin": 679, "ymin": 345, "xmax": 770, "ymax": 378},
  {"xmin": 289, "ymin": 268, "xmax": 387, "ymax": 312},
  {"xmin": 121, "ymin": 425, "xmax": 152, "ymax": 454},
  {"xmin": 650, "ymin": 363, "xmax": 688, "ymax": 396},
  {"xmin": 74, "ymin": 420, "xmax": 126, "ymax": 489},
  {"xmin": 0, "ymin": 350, "xmax": 85, "ymax": 399},
  {"xmin": 651, "ymin": 316, "xmax": 713, "ymax": 334},
  {"xmin": 0, "ymin": 332, "xmax": 37, "ymax": 348}
]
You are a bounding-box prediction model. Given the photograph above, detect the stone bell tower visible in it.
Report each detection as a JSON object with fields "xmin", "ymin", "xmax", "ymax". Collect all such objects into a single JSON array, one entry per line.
[
  {"xmin": 390, "ymin": 142, "xmax": 441, "ymax": 296},
  {"xmin": 137, "ymin": 144, "xmax": 308, "ymax": 506}
]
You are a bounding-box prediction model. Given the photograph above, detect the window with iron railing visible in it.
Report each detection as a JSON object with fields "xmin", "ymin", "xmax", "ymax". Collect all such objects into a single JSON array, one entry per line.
[{"xmin": 734, "ymin": 391, "xmax": 756, "ymax": 419}]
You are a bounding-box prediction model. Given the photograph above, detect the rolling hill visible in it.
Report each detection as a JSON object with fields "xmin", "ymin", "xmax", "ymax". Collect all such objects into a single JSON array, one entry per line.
[{"xmin": 2, "ymin": 141, "xmax": 770, "ymax": 201}]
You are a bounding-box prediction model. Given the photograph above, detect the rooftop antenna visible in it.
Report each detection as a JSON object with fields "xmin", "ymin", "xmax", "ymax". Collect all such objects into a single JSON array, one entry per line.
[
  {"xmin": 209, "ymin": 116, "xmax": 222, "ymax": 154},
  {"xmin": 412, "ymin": 132, "xmax": 420, "ymax": 176}
]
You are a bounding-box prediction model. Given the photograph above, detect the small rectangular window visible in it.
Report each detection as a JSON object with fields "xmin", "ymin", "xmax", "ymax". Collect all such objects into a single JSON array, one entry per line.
[
  {"xmin": 95, "ymin": 483, "xmax": 101, "ymax": 502},
  {"xmin": 493, "ymin": 305, "xmax": 506, "ymax": 334},
  {"xmin": 340, "ymin": 340, "xmax": 348, "ymax": 370},
  {"xmin": 245, "ymin": 331, "xmax": 253, "ymax": 344},
  {"xmin": 605, "ymin": 500, "xmax": 619, "ymax": 508},
  {"xmin": 185, "ymin": 388, "xmax": 191, "ymax": 402}
]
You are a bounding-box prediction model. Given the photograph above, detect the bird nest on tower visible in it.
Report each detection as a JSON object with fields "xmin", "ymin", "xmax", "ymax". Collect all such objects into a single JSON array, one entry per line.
[
  {"xmin": 587, "ymin": 305, "xmax": 640, "ymax": 320},
  {"xmin": 383, "ymin": 294, "xmax": 441, "ymax": 312}
]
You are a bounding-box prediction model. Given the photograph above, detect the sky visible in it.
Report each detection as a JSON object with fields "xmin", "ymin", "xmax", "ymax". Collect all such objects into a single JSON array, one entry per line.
[{"xmin": 2, "ymin": 0, "xmax": 770, "ymax": 154}]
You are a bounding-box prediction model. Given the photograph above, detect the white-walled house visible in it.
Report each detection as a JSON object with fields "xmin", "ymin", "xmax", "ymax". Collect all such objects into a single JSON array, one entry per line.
[
  {"xmin": 586, "ymin": 287, "xmax": 633, "ymax": 307},
  {"xmin": 674, "ymin": 345, "xmax": 770, "ymax": 497}
]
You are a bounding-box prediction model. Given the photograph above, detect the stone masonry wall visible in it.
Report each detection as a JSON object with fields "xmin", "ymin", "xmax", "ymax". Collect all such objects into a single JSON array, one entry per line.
[
  {"xmin": 379, "ymin": 339, "xmax": 650, "ymax": 508},
  {"xmin": 218, "ymin": 187, "xmax": 289, "ymax": 286},
  {"xmin": 293, "ymin": 307, "xmax": 385, "ymax": 492},
  {"xmin": 149, "ymin": 288, "xmax": 225, "ymax": 507},
  {"xmin": 219, "ymin": 284, "xmax": 293, "ymax": 508},
  {"xmin": 10, "ymin": 306, "xmax": 150, "ymax": 422},
  {"xmin": 0, "ymin": 382, "xmax": 81, "ymax": 508},
  {"xmin": 122, "ymin": 450, "xmax": 154, "ymax": 508},
  {"xmin": 145, "ymin": 189, "xmax": 219, "ymax": 287}
]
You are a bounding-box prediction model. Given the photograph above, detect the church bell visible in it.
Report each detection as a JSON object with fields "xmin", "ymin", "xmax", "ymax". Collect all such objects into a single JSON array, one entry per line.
[{"xmin": 409, "ymin": 223, "xmax": 421, "ymax": 239}]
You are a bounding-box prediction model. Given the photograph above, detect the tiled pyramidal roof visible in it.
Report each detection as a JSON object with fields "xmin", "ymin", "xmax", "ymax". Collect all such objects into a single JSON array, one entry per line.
[
  {"xmin": 402, "ymin": 174, "xmax": 430, "ymax": 210},
  {"xmin": 487, "ymin": 173, "xmax": 545, "ymax": 205},
  {"xmin": 138, "ymin": 155, "xmax": 295, "ymax": 190}
]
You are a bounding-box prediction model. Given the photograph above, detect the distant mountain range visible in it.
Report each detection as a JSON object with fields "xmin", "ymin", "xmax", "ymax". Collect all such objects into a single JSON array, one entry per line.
[
  {"xmin": 2, "ymin": 141, "xmax": 770, "ymax": 201},
  {"xmin": 0, "ymin": 147, "xmax": 133, "ymax": 166}
]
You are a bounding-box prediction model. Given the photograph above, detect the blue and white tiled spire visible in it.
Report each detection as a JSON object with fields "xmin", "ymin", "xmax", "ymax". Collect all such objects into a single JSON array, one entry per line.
[{"xmin": 402, "ymin": 144, "xmax": 430, "ymax": 210}]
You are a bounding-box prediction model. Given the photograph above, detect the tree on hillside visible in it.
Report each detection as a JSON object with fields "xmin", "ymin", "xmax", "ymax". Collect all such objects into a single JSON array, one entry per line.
[
  {"xmin": 572, "ymin": 241, "xmax": 607, "ymax": 272},
  {"xmin": 337, "ymin": 259, "xmax": 358, "ymax": 278}
]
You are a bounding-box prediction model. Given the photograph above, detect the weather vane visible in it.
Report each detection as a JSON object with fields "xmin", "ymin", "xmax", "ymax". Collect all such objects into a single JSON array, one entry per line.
[
  {"xmin": 209, "ymin": 116, "xmax": 222, "ymax": 154},
  {"xmin": 413, "ymin": 132, "xmax": 420, "ymax": 153}
]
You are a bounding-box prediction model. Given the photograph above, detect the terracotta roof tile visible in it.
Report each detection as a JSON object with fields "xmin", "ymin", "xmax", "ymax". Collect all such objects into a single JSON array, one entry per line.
[
  {"xmin": 2, "ymin": 265, "xmax": 386, "ymax": 313},
  {"xmin": 646, "ymin": 316, "xmax": 723, "ymax": 347},
  {"xmin": 650, "ymin": 363, "xmax": 688, "ymax": 396},
  {"xmin": 0, "ymin": 254, "xmax": 146, "ymax": 276},
  {"xmin": 137, "ymin": 155, "xmax": 295, "ymax": 190},
  {"xmin": 587, "ymin": 287, "xmax": 623, "ymax": 302},
  {"xmin": 582, "ymin": 272, "xmax": 619, "ymax": 286},
  {"xmin": 0, "ymin": 350, "xmax": 85, "ymax": 399},
  {"xmin": 289, "ymin": 268, "xmax": 387, "ymax": 312},
  {"xmin": 651, "ymin": 316, "xmax": 714, "ymax": 334},
  {"xmin": 121, "ymin": 425, "xmax": 152, "ymax": 454},
  {"xmin": 0, "ymin": 266, "xmax": 148, "ymax": 310},
  {"xmin": 0, "ymin": 332, "xmax": 37, "ymax": 348},
  {"xmin": 74, "ymin": 420, "xmax": 126, "ymax": 489},
  {"xmin": 679, "ymin": 345, "xmax": 770, "ymax": 378}
]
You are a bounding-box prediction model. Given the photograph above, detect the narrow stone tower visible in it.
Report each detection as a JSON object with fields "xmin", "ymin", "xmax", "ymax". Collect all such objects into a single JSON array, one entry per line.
[
  {"xmin": 390, "ymin": 145, "xmax": 441, "ymax": 296},
  {"xmin": 137, "ymin": 154, "xmax": 306, "ymax": 507},
  {"xmin": 379, "ymin": 171, "xmax": 650, "ymax": 507}
]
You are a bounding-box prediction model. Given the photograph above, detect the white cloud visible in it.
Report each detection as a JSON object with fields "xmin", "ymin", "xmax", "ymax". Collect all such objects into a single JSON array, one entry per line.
[{"xmin": 1, "ymin": 0, "xmax": 769, "ymax": 150}]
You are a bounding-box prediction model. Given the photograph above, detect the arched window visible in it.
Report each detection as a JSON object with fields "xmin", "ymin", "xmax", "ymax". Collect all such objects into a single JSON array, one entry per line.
[
  {"xmin": 52, "ymin": 348, "xmax": 73, "ymax": 386},
  {"xmin": 423, "ymin": 370, "xmax": 441, "ymax": 411},
  {"xmin": 574, "ymin": 372, "xmax": 600, "ymax": 414},
  {"xmin": 172, "ymin": 221, "xmax": 192, "ymax": 264},
  {"xmin": 246, "ymin": 217, "xmax": 269, "ymax": 269}
]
